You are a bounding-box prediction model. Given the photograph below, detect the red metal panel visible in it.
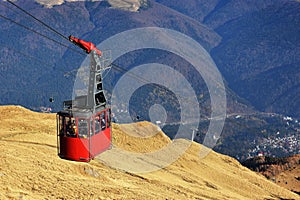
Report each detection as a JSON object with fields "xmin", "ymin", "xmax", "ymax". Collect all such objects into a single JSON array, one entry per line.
[
  {"xmin": 59, "ymin": 137, "xmax": 90, "ymax": 162},
  {"xmin": 90, "ymin": 127, "xmax": 111, "ymax": 158}
]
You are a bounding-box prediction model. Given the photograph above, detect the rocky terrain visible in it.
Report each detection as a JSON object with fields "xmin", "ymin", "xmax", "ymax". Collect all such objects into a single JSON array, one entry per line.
[{"xmin": 35, "ymin": 0, "xmax": 147, "ymax": 11}]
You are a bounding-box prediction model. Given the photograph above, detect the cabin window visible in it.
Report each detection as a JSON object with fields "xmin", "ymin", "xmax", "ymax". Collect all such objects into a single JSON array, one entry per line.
[
  {"xmin": 101, "ymin": 112, "xmax": 106, "ymax": 130},
  {"xmin": 90, "ymin": 119, "xmax": 94, "ymax": 136},
  {"xmin": 95, "ymin": 115, "xmax": 101, "ymax": 134},
  {"xmin": 107, "ymin": 109, "xmax": 111, "ymax": 128},
  {"xmin": 66, "ymin": 117, "xmax": 76, "ymax": 138},
  {"xmin": 78, "ymin": 119, "xmax": 88, "ymax": 138},
  {"xmin": 59, "ymin": 116, "xmax": 65, "ymax": 136}
]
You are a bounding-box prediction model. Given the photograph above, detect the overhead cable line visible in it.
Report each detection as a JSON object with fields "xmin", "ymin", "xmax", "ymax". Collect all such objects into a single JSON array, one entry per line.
[
  {"xmin": 1, "ymin": 45, "xmax": 53, "ymax": 68},
  {"xmin": 110, "ymin": 63, "xmax": 206, "ymax": 117},
  {"xmin": 2, "ymin": 0, "xmax": 180, "ymax": 90},
  {"xmin": 0, "ymin": 1, "xmax": 23, "ymax": 15},
  {"xmin": 0, "ymin": 14, "xmax": 85, "ymax": 55},
  {"xmin": 111, "ymin": 63, "xmax": 154, "ymax": 85},
  {"xmin": 1, "ymin": 1, "xmax": 207, "ymax": 120},
  {"xmin": 0, "ymin": 13, "xmax": 204, "ymax": 119},
  {"xmin": 0, "ymin": 44, "xmax": 76, "ymax": 78},
  {"xmin": 6, "ymin": 0, "xmax": 69, "ymax": 41}
]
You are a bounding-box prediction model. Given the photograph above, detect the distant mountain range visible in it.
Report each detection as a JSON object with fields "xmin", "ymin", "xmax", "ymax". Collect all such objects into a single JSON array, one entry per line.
[
  {"xmin": 158, "ymin": 0, "xmax": 300, "ymax": 118},
  {"xmin": 0, "ymin": 0, "xmax": 299, "ymax": 160},
  {"xmin": 1, "ymin": 0, "xmax": 299, "ymax": 116}
]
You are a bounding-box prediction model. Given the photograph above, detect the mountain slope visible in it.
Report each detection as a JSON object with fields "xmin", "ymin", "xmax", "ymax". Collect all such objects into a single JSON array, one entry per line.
[
  {"xmin": 0, "ymin": 0, "xmax": 218, "ymax": 108},
  {"xmin": 0, "ymin": 0, "xmax": 299, "ymax": 168},
  {"xmin": 158, "ymin": 0, "xmax": 300, "ymax": 117},
  {"xmin": 242, "ymin": 154, "xmax": 300, "ymax": 195},
  {"xmin": 210, "ymin": 1, "xmax": 300, "ymax": 117},
  {"xmin": 0, "ymin": 105, "xmax": 298, "ymax": 199},
  {"xmin": 1, "ymin": 0, "xmax": 299, "ymax": 118}
]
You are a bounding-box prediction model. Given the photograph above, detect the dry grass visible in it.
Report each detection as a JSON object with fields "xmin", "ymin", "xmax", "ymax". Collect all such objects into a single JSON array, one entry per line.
[{"xmin": 0, "ymin": 105, "xmax": 299, "ymax": 199}]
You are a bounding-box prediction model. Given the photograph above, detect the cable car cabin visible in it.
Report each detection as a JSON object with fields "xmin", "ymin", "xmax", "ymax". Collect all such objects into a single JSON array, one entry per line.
[
  {"xmin": 56, "ymin": 50, "xmax": 112, "ymax": 162},
  {"xmin": 57, "ymin": 104, "xmax": 112, "ymax": 162}
]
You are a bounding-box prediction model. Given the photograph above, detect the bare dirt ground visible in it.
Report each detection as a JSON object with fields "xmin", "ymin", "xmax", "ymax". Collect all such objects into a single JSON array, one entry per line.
[
  {"xmin": 0, "ymin": 105, "xmax": 299, "ymax": 200},
  {"xmin": 242, "ymin": 154, "xmax": 300, "ymax": 194},
  {"xmin": 273, "ymin": 155, "xmax": 300, "ymax": 194}
]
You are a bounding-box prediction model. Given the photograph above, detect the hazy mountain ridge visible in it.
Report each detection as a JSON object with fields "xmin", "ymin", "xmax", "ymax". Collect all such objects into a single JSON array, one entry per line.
[
  {"xmin": 1, "ymin": 1, "xmax": 299, "ymax": 115},
  {"xmin": 158, "ymin": 0, "xmax": 300, "ymax": 117},
  {"xmin": 0, "ymin": 0, "xmax": 228, "ymax": 112},
  {"xmin": 210, "ymin": 1, "xmax": 300, "ymax": 117}
]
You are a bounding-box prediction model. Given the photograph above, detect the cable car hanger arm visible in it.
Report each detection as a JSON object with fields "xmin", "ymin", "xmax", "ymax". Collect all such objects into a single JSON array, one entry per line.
[{"xmin": 68, "ymin": 35, "xmax": 102, "ymax": 56}]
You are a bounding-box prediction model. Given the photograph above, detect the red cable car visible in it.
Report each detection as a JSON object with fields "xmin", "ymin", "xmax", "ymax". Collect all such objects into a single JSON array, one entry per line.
[
  {"xmin": 57, "ymin": 105, "xmax": 111, "ymax": 162},
  {"xmin": 57, "ymin": 49, "xmax": 112, "ymax": 162}
]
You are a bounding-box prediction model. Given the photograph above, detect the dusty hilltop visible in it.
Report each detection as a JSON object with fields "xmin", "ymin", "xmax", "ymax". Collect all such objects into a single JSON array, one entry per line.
[{"xmin": 0, "ymin": 105, "xmax": 299, "ymax": 200}]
